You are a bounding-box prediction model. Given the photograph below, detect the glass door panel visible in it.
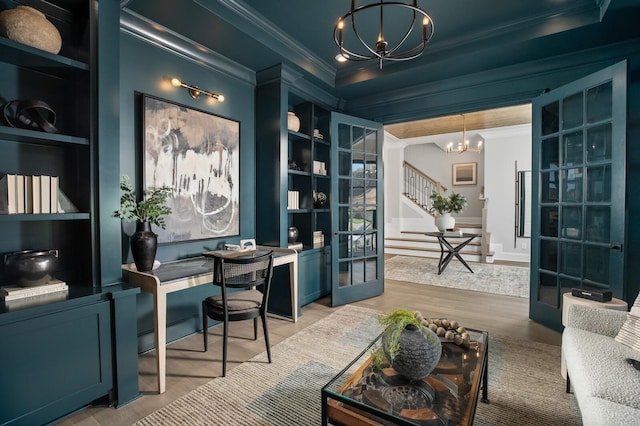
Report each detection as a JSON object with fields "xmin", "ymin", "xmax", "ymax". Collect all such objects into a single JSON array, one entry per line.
[
  {"xmin": 586, "ymin": 81, "xmax": 612, "ymax": 123},
  {"xmin": 531, "ymin": 61, "xmax": 626, "ymax": 331},
  {"xmin": 562, "ymin": 92, "xmax": 583, "ymax": 129},
  {"xmin": 563, "ymin": 131, "xmax": 584, "ymax": 166},
  {"xmin": 541, "ymin": 137, "xmax": 559, "ymax": 169},
  {"xmin": 586, "ymin": 166, "xmax": 611, "ymax": 202},
  {"xmin": 587, "ymin": 124, "xmax": 612, "ymax": 162},
  {"xmin": 331, "ymin": 112, "xmax": 384, "ymax": 306}
]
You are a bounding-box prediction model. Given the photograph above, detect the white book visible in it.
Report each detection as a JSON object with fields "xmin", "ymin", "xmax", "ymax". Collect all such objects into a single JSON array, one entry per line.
[
  {"xmin": 32, "ymin": 175, "xmax": 41, "ymax": 214},
  {"xmin": 50, "ymin": 176, "xmax": 59, "ymax": 213},
  {"xmin": 1, "ymin": 279, "xmax": 68, "ymax": 301},
  {"xmin": 40, "ymin": 175, "xmax": 51, "ymax": 214},
  {"xmin": 15, "ymin": 175, "xmax": 25, "ymax": 214},
  {"xmin": 3, "ymin": 290, "xmax": 68, "ymax": 310},
  {"xmin": 0, "ymin": 174, "xmax": 18, "ymax": 214},
  {"xmin": 24, "ymin": 176, "xmax": 33, "ymax": 213}
]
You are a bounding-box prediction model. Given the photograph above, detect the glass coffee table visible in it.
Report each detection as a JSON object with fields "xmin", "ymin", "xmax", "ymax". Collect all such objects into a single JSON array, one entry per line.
[{"xmin": 322, "ymin": 329, "xmax": 489, "ymax": 425}]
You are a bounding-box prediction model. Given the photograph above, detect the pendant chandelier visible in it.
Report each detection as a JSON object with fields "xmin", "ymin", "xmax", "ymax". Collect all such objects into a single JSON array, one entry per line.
[
  {"xmin": 447, "ymin": 114, "xmax": 483, "ymax": 154},
  {"xmin": 333, "ymin": 0, "xmax": 434, "ymax": 69}
]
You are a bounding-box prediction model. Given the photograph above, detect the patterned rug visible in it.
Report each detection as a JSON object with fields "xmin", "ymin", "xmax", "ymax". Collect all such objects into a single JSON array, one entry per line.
[
  {"xmin": 134, "ymin": 305, "xmax": 579, "ymax": 426},
  {"xmin": 385, "ymin": 255, "xmax": 530, "ymax": 298}
]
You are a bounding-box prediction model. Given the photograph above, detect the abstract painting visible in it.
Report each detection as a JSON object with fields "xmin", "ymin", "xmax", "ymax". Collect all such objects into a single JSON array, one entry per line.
[{"xmin": 143, "ymin": 95, "xmax": 240, "ymax": 243}]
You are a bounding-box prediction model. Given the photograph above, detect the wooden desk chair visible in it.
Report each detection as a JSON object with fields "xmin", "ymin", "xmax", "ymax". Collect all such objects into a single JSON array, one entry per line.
[{"xmin": 202, "ymin": 251, "xmax": 274, "ymax": 377}]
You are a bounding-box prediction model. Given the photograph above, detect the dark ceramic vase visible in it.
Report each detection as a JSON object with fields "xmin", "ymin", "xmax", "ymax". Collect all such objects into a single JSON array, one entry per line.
[
  {"xmin": 287, "ymin": 226, "xmax": 299, "ymax": 243},
  {"xmin": 131, "ymin": 222, "xmax": 157, "ymax": 272},
  {"xmin": 382, "ymin": 324, "xmax": 442, "ymax": 381}
]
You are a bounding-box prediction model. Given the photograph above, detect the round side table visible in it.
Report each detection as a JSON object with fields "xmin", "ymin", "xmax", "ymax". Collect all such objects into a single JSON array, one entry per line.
[{"xmin": 560, "ymin": 292, "xmax": 628, "ymax": 378}]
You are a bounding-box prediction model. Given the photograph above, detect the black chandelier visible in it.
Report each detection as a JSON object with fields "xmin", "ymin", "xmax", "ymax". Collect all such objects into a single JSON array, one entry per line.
[{"xmin": 333, "ymin": 0, "xmax": 434, "ymax": 69}]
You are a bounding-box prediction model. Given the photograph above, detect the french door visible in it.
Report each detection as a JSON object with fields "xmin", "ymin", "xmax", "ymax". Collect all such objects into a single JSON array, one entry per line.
[
  {"xmin": 331, "ymin": 112, "xmax": 384, "ymax": 306},
  {"xmin": 530, "ymin": 61, "xmax": 627, "ymax": 331}
]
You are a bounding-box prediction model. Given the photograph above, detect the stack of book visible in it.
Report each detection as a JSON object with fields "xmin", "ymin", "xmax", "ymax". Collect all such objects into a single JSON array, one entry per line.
[
  {"xmin": 313, "ymin": 161, "xmax": 327, "ymax": 175},
  {"xmin": 287, "ymin": 190, "xmax": 299, "ymax": 209},
  {"xmin": 443, "ymin": 228, "xmax": 463, "ymax": 237},
  {"xmin": 0, "ymin": 173, "xmax": 59, "ymax": 214},
  {"xmin": 1, "ymin": 279, "xmax": 68, "ymax": 302},
  {"xmin": 313, "ymin": 231, "xmax": 325, "ymax": 248}
]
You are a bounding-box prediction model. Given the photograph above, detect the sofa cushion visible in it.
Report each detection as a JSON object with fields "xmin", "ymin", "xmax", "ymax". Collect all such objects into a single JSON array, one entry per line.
[
  {"xmin": 615, "ymin": 295, "xmax": 640, "ymax": 352},
  {"xmin": 579, "ymin": 396, "xmax": 640, "ymax": 426},
  {"xmin": 563, "ymin": 327, "xmax": 640, "ymax": 409}
]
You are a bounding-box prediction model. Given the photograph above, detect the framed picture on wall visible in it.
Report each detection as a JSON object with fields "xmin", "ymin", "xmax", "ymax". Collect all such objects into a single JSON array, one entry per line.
[
  {"xmin": 452, "ymin": 162, "xmax": 477, "ymax": 185},
  {"xmin": 143, "ymin": 94, "xmax": 240, "ymax": 243}
]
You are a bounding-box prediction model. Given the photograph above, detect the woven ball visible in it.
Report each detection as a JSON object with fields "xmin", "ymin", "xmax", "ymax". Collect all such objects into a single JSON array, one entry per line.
[{"xmin": 0, "ymin": 6, "xmax": 62, "ymax": 54}]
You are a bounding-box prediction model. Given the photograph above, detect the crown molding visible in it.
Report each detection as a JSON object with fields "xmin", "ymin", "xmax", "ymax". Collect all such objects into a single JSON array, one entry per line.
[
  {"xmin": 194, "ymin": 0, "xmax": 336, "ymax": 88},
  {"xmin": 120, "ymin": 8, "xmax": 256, "ymax": 86},
  {"xmin": 256, "ymin": 64, "xmax": 340, "ymax": 111},
  {"xmin": 345, "ymin": 38, "xmax": 640, "ymax": 124}
]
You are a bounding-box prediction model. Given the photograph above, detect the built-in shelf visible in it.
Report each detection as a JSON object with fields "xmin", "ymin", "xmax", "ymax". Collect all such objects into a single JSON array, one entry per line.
[
  {"xmin": 0, "ymin": 36, "xmax": 89, "ymax": 75},
  {"xmin": 288, "ymin": 169, "xmax": 311, "ymax": 176},
  {"xmin": 0, "ymin": 213, "xmax": 90, "ymax": 222},
  {"xmin": 0, "ymin": 126, "xmax": 89, "ymax": 146}
]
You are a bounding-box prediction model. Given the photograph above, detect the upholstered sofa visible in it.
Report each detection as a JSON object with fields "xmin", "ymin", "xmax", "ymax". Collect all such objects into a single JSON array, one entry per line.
[{"xmin": 562, "ymin": 304, "xmax": 640, "ymax": 425}]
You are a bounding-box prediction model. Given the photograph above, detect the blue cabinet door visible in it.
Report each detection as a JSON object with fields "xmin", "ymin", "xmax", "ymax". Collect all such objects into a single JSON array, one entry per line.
[
  {"xmin": 0, "ymin": 301, "xmax": 113, "ymax": 425},
  {"xmin": 530, "ymin": 61, "xmax": 627, "ymax": 331}
]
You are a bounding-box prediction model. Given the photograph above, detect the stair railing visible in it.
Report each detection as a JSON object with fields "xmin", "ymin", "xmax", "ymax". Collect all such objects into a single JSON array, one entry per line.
[{"xmin": 402, "ymin": 161, "xmax": 447, "ymax": 215}]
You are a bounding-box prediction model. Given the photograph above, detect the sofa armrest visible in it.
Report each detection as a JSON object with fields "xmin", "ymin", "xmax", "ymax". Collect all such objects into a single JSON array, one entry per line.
[{"xmin": 565, "ymin": 304, "xmax": 627, "ymax": 337}]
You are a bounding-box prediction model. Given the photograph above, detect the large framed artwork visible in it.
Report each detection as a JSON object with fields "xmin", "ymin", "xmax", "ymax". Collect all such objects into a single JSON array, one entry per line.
[
  {"xmin": 143, "ymin": 95, "xmax": 240, "ymax": 243},
  {"xmin": 452, "ymin": 162, "xmax": 477, "ymax": 185}
]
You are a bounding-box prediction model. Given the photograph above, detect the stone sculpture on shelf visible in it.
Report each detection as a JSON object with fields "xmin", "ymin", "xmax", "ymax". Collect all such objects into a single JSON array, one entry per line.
[{"xmin": 0, "ymin": 6, "xmax": 62, "ymax": 54}]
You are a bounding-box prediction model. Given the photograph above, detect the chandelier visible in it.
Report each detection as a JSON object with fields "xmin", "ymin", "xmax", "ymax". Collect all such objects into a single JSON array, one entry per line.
[
  {"xmin": 333, "ymin": 0, "xmax": 435, "ymax": 69},
  {"xmin": 447, "ymin": 114, "xmax": 483, "ymax": 154}
]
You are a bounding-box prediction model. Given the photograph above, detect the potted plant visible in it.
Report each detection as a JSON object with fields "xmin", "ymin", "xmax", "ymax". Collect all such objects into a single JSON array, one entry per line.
[
  {"xmin": 114, "ymin": 175, "xmax": 174, "ymax": 272},
  {"xmin": 429, "ymin": 192, "xmax": 467, "ymax": 231},
  {"xmin": 374, "ymin": 308, "xmax": 442, "ymax": 381}
]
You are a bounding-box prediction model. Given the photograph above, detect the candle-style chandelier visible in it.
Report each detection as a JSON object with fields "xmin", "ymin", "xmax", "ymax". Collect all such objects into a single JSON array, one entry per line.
[
  {"xmin": 333, "ymin": 0, "xmax": 435, "ymax": 69},
  {"xmin": 447, "ymin": 114, "xmax": 483, "ymax": 154}
]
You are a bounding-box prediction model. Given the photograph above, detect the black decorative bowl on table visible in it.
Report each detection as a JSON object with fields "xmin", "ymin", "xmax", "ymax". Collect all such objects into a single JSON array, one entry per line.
[{"xmin": 4, "ymin": 249, "xmax": 59, "ymax": 287}]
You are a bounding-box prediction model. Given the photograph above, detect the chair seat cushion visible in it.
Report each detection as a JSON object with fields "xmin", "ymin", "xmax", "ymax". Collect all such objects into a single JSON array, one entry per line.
[{"xmin": 205, "ymin": 289, "xmax": 262, "ymax": 311}]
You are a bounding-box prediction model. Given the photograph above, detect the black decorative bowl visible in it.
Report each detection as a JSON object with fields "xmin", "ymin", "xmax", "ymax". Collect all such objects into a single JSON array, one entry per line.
[{"xmin": 4, "ymin": 249, "xmax": 59, "ymax": 287}]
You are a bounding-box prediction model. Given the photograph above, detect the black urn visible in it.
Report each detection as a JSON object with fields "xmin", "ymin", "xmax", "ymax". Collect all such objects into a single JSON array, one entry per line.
[
  {"xmin": 130, "ymin": 222, "xmax": 157, "ymax": 272},
  {"xmin": 287, "ymin": 226, "xmax": 299, "ymax": 244}
]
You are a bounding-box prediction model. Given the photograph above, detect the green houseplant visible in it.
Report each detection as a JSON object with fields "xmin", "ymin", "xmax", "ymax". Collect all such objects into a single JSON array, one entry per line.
[
  {"xmin": 114, "ymin": 175, "xmax": 174, "ymax": 271},
  {"xmin": 429, "ymin": 192, "xmax": 467, "ymax": 232},
  {"xmin": 374, "ymin": 308, "xmax": 442, "ymax": 381}
]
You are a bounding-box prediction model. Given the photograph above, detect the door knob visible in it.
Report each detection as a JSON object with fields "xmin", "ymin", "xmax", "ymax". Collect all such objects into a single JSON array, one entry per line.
[{"xmin": 610, "ymin": 243, "xmax": 623, "ymax": 251}]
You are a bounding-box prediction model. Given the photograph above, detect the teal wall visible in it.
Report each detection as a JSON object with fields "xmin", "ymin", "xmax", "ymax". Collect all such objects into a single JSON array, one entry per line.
[{"xmin": 119, "ymin": 32, "xmax": 256, "ymax": 350}]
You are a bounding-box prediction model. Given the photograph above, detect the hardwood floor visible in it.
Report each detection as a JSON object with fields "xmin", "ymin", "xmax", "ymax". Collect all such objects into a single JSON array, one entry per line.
[{"xmin": 56, "ymin": 259, "xmax": 558, "ymax": 426}]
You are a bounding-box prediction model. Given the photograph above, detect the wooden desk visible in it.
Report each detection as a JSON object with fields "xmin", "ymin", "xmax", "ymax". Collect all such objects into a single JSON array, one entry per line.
[{"xmin": 122, "ymin": 246, "xmax": 298, "ymax": 394}]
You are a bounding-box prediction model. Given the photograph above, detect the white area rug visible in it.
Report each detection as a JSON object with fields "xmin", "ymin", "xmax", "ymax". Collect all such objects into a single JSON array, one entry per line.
[
  {"xmin": 385, "ymin": 255, "xmax": 530, "ymax": 298},
  {"xmin": 134, "ymin": 305, "xmax": 579, "ymax": 426}
]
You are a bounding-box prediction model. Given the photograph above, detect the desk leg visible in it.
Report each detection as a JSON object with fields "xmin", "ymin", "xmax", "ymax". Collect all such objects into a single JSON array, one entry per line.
[
  {"xmin": 153, "ymin": 290, "xmax": 167, "ymax": 394},
  {"xmin": 290, "ymin": 257, "xmax": 298, "ymax": 323}
]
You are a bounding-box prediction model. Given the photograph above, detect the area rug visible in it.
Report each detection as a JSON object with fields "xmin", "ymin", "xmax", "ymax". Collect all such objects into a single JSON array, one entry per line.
[
  {"xmin": 385, "ymin": 255, "xmax": 530, "ymax": 298},
  {"xmin": 134, "ymin": 305, "xmax": 579, "ymax": 426}
]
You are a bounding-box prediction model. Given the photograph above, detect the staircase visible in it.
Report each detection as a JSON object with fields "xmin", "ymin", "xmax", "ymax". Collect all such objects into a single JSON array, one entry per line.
[
  {"xmin": 386, "ymin": 162, "xmax": 493, "ymax": 263},
  {"xmin": 385, "ymin": 223, "xmax": 494, "ymax": 263}
]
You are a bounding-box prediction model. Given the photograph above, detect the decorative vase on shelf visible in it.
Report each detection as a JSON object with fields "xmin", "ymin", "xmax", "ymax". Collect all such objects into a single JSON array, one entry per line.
[
  {"xmin": 287, "ymin": 226, "xmax": 299, "ymax": 244},
  {"xmin": 287, "ymin": 112, "xmax": 300, "ymax": 132},
  {"xmin": 130, "ymin": 222, "xmax": 158, "ymax": 272},
  {"xmin": 0, "ymin": 6, "xmax": 62, "ymax": 54},
  {"xmin": 382, "ymin": 324, "xmax": 442, "ymax": 381},
  {"xmin": 435, "ymin": 212, "xmax": 455, "ymax": 232}
]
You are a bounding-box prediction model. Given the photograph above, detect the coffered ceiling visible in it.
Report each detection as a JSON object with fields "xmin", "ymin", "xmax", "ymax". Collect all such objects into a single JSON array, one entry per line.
[{"xmin": 122, "ymin": 0, "xmax": 640, "ymax": 101}]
